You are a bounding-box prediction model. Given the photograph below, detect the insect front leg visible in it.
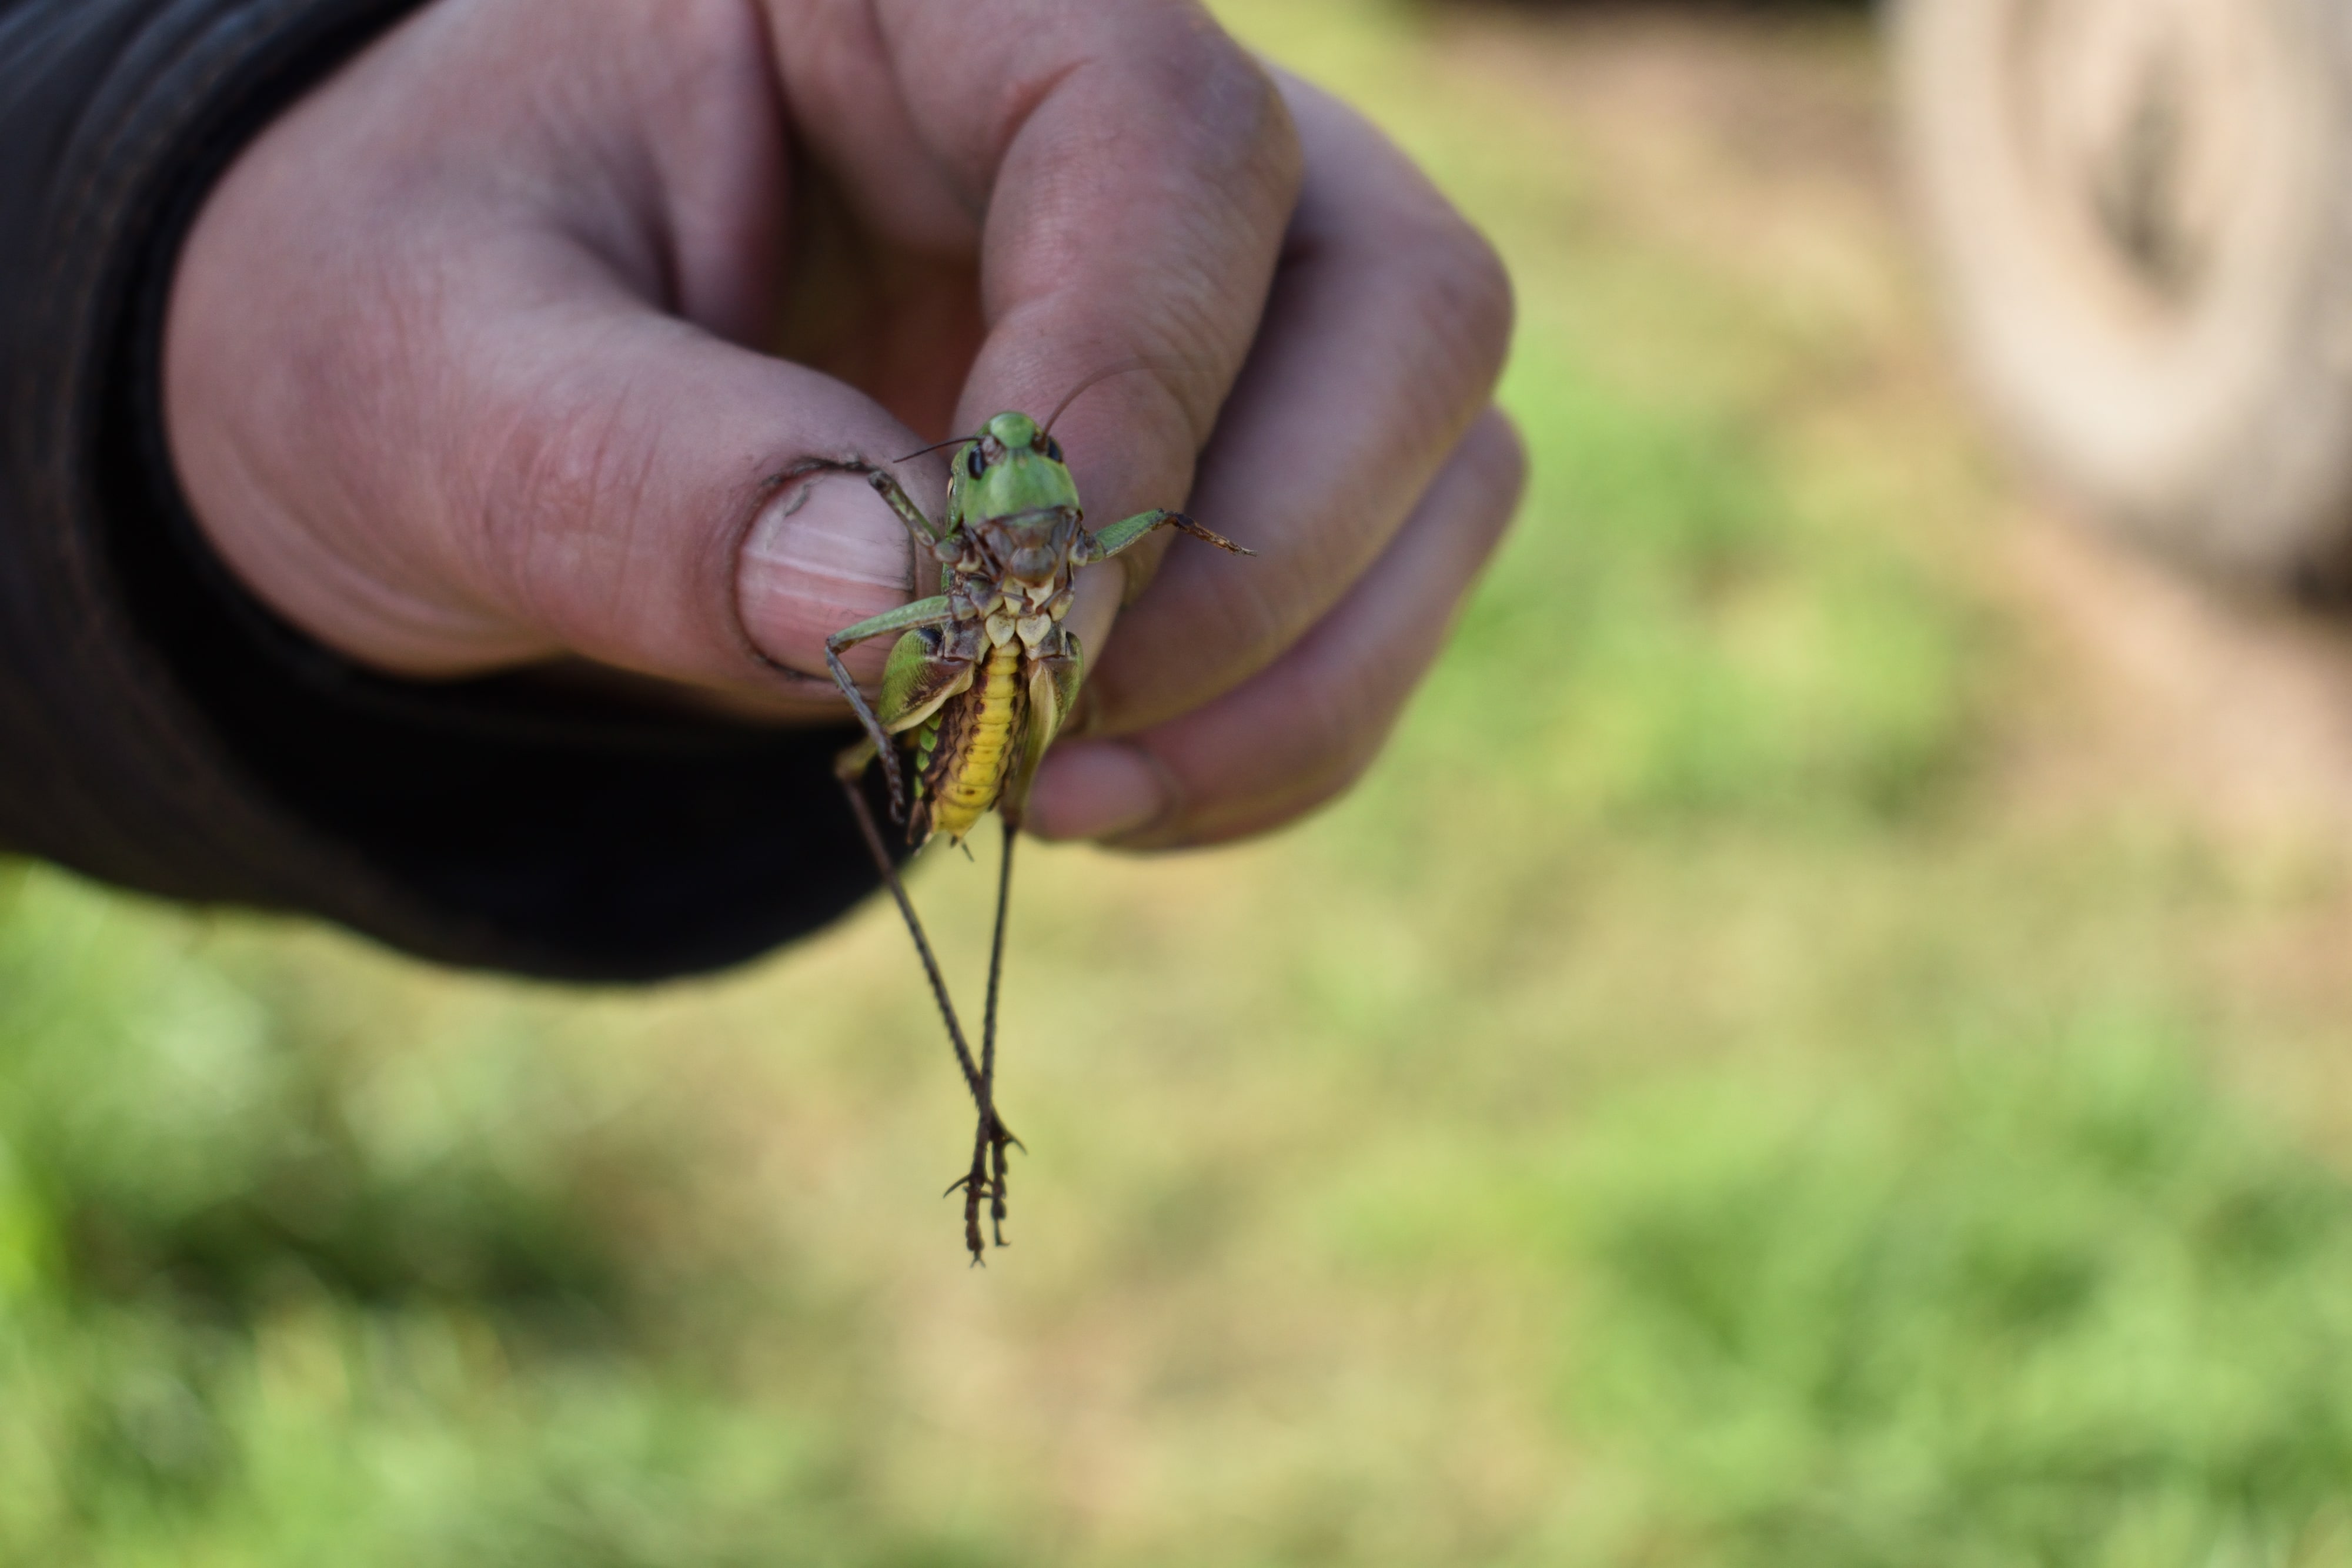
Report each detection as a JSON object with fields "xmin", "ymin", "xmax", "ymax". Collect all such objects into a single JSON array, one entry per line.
[
  {"xmin": 783, "ymin": 456, "xmax": 957, "ymax": 551},
  {"xmin": 1076, "ymin": 508, "xmax": 1254, "ymax": 565}
]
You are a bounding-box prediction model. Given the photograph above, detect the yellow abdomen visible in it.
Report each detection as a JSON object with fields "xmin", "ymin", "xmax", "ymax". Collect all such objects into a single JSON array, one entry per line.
[{"xmin": 924, "ymin": 643, "xmax": 1023, "ymax": 842}]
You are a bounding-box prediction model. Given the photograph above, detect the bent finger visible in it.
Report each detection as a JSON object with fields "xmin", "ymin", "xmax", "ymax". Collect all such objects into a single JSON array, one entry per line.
[
  {"xmin": 452, "ymin": 269, "xmax": 958, "ymax": 704},
  {"xmin": 1027, "ymin": 408, "xmax": 1526, "ymax": 846},
  {"xmin": 1079, "ymin": 75, "xmax": 1516, "ymax": 737},
  {"xmin": 795, "ymin": 0, "xmax": 1301, "ymax": 576}
]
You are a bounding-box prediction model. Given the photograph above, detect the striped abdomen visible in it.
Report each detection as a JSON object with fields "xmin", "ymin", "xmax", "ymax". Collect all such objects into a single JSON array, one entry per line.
[{"xmin": 914, "ymin": 641, "xmax": 1025, "ymax": 844}]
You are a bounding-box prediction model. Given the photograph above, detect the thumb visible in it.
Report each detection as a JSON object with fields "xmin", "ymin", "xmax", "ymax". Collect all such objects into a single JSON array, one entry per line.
[
  {"xmin": 425, "ymin": 280, "xmax": 941, "ymax": 703},
  {"xmin": 175, "ymin": 235, "xmax": 939, "ymax": 710},
  {"xmin": 157, "ymin": 0, "xmax": 941, "ymax": 712}
]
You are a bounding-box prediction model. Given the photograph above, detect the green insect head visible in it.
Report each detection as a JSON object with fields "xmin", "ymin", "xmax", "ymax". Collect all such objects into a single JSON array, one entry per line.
[{"xmin": 953, "ymin": 410, "xmax": 1083, "ymax": 590}]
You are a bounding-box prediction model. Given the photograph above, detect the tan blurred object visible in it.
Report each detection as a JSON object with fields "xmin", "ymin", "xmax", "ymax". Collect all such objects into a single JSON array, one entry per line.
[{"xmin": 1897, "ymin": 0, "xmax": 2352, "ymax": 586}]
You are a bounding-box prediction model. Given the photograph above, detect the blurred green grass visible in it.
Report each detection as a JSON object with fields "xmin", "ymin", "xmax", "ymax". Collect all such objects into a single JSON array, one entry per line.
[{"xmin": 11, "ymin": 2, "xmax": 2352, "ymax": 1563}]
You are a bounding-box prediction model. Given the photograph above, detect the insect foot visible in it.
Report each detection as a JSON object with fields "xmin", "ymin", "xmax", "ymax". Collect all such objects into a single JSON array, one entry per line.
[{"xmin": 944, "ymin": 1114, "xmax": 1023, "ymax": 1263}]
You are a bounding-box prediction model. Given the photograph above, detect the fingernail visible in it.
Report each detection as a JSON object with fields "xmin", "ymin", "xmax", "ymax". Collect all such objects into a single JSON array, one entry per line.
[
  {"xmin": 1027, "ymin": 740, "xmax": 1172, "ymax": 842},
  {"xmin": 737, "ymin": 475, "xmax": 911, "ymax": 667}
]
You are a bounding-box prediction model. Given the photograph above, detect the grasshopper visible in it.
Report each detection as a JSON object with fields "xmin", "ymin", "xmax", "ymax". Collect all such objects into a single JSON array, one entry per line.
[{"xmin": 790, "ymin": 390, "xmax": 1250, "ymax": 1263}]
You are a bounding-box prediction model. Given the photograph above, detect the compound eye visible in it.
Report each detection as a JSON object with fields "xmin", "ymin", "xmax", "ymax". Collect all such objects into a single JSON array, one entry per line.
[
  {"xmin": 965, "ymin": 447, "xmax": 987, "ymax": 480},
  {"xmin": 1041, "ymin": 435, "xmax": 1064, "ymax": 463}
]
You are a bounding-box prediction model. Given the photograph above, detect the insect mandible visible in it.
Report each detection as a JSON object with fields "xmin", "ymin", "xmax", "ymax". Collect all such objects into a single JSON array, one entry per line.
[{"xmin": 785, "ymin": 376, "xmax": 1251, "ymax": 1263}]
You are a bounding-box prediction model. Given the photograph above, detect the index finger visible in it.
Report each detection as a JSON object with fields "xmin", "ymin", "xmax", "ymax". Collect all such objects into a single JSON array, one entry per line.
[{"xmin": 877, "ymin": 0, "xmax": 1302, "ymax": 556}]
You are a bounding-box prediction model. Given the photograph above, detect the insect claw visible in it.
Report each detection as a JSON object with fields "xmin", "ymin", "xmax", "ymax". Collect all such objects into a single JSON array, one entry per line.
[{"xmin": 975, "ymin": 1111, "xmax": 1024, "ymax": 1156}]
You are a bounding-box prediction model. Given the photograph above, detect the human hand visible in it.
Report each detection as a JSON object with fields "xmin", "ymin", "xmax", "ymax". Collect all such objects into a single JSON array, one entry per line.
[{"xmin": 165, "ymin": 0, "xmax": 1521, "ymax": 848}]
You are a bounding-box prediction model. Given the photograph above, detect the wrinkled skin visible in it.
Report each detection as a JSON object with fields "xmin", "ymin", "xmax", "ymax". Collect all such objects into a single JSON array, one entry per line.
[{"xmin": 165, "ymin": 0, "xmax": 1524, "ymax": 849}]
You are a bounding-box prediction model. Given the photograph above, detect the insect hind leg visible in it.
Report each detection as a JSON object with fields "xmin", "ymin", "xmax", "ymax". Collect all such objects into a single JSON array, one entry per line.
[
  {"xmin": 835, "ymin": 748, "xmax": 1018, "ymax": 1263},
  {"xmin": 976, "ymin": 821, "xmax": 1021, "ymax": 1246}
]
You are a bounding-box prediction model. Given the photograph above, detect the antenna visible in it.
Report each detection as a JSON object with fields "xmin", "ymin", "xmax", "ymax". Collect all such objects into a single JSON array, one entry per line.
[
  {"xmin": 892, "ymin": 432, "xmax": 980, "ymax": 464},
  {"xmin": 1041, "ymin": 359, "xmax": 1172, "ymax": 437}
]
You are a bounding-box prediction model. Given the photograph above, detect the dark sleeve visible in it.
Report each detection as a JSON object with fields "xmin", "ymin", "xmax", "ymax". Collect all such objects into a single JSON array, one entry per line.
[{"xmin": 0, "ymin": 0, "xmax": 896, "ymax": 981}]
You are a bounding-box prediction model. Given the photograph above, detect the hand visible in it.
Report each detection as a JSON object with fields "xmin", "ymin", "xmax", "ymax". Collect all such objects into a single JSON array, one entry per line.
[{"xmin": 165, "ymin": 0, "xmax": 1521, "ymax": 848}]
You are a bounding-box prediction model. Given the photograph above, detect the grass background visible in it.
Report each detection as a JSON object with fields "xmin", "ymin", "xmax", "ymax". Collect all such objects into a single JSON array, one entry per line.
[{"xmin": 11, "ymin": 2, "xmax": 2352, "ymax": 1563}]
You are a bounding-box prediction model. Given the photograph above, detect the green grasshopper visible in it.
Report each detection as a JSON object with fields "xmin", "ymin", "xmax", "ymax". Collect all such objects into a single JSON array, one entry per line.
[{"xmin": 789, "ymin": 392, "xmax": 1250, "ymax": 1263}]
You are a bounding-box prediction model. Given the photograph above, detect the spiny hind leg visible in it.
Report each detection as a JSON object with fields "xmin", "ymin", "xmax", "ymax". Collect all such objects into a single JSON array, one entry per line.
[
  {"xmin": 834, "ymin": 741, "xmax": 1017, "ymax": 1262},
  {"xmin": 975, "ymin": 820, "xmax": 1021, "ymax": 1246},
  {"xmin": 941, "ymin": 821, "xmax": 1025, "ymax": 1256},
  {"xmin": 834, "ymin": 740, "xmax": 979, "ymax": 1094},
  {"xmin": 947, "ymin": 825, "xmax": 1025, "ymax": 1259}
]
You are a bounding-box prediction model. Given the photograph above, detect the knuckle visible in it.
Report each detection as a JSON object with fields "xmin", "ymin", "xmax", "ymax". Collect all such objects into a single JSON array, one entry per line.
[
  {"xmin": 986, "ymin": 5, "xmax": 1301, "ymax": 206},
  {"xmin": 1160, "ymin": 751, "xmax": 1369, "ymax": 850},
  {"xmin": 1457, "ymin": 229, "xmax": 1517, "ymax": 383},
  {"xmin": 1100, "ymin": 6, "xmax": 1298, "ymax": 178},
  {"xmin": 1176, "ymin": 42, "xmax": 1302, "ymax": 209},
  {"xmin": 1349, "ymin": 195, "xmax": 1516, "ymax": 431},
  {"xmin": 1412, "ymin": 214, "xmax": 1516, "ymax": 396},
  {"xmin": 469, "ymin": 378, "xmax": 657, "ymax": 629},
  {"xmin": 1469, "ymin": 409, "xmax": 1531, "ymax": 526},
  {"xmin": 1289, "ymin": 753, "xmax": 1379, "ymax": 826},
  {"xmin": 1121, "ymin": 14, "xmax": 1305, "ymax": 259},
  {"xmin": 1285, "ymin": 663, "xmax": 1381, "ymax": 783},
  {"xmin": 1121, "ymin": 24, "xmax": 1303, "ymax": 409}
]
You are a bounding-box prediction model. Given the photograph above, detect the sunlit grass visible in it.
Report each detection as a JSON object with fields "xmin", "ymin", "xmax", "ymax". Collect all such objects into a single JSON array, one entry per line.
[{"xmin": 8, "ymin": 1, "xmax": 2352, "ymax": 1563}]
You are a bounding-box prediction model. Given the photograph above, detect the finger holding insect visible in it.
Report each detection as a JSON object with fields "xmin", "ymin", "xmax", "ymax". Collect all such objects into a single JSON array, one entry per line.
[
  {"xmin": 897, "ymin": 6, "xmax": 1299, "ymax": 544},
  {"xmin": 766, "ymin": 0, "xmax": 1300, "ymax": 490},
  {"xmin": 1027, "ymin": 409, "xmax": 1526, "ymax": 847},
  {"xmin": 1072, "ymin": 75, "xmax": 1516, "ymax": 740}
]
